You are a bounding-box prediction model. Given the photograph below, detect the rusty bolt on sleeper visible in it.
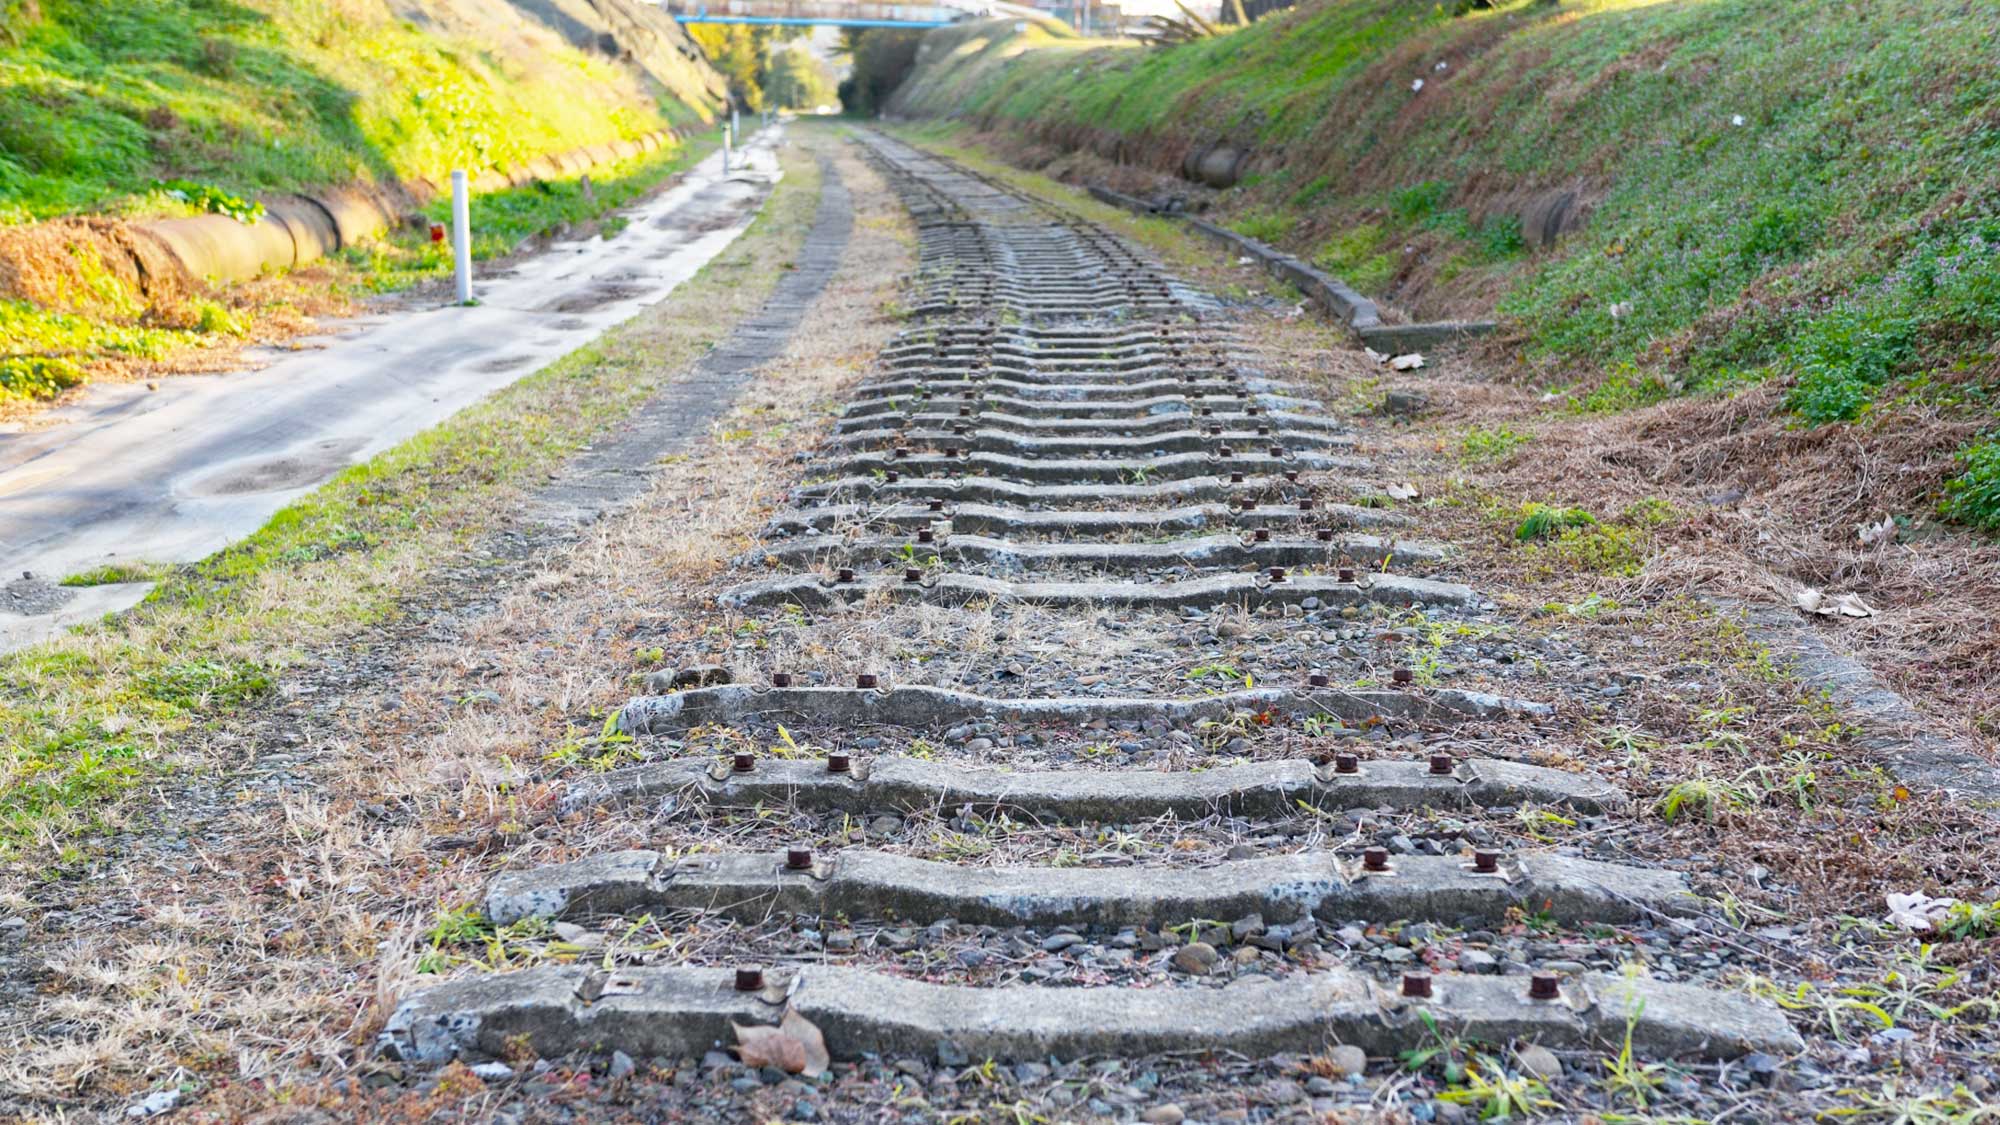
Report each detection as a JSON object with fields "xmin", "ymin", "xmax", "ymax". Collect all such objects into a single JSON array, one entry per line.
[
  {"xmin": 1308, "ymin": 670, "xmax": 1331, "ymax": 688},
  {"xmin": 884, "ymin": 471, "xmax": 900, "ymax": 483},
  {"xmin": 1392, "ymin": 668, "xmax": 1415, "ymax": 685},
  {"xmin": 826, "ymin": 752, "xmax": 851, "ymax": 774},
  {"xmin": 1300, "ymin": 498, "xmax": 1316, "ymax": 511},
  {"xmin": 1338, "ymin": 567, "xmax": 1357, "ymax": 582},
  {"xmin": 928, "ymin": 498, "xmax": 946, "ymax": 512},
  {"xmin": 1529, "ymin": 973, "xmax": 1562, "ymax": 1001},
  {"xmin": 1319, "ymin": 528, "xmax": 1337, "ymax": 542},
  {"xmin": 1253, "ymin": 528, "xmax": 1272, "ymax": 542},
  {"xmin": 1473, "ymin": 849, "xmax": 1501, "ymax": 874},
  {"xmin": 1269, "ymin": 445, "xmax": 1286, "ymax": 459},
  {"xmin": 1362, "ymin": 847, "xmax": 1391, "ymax": 872},
  {"xmin": 1429, "ymin": 753, "xmax": 1455, "ymax": 776},
  {"xmin": 1268, "ymin": 566, "xmax": 1288, "ymax": 582},
  {"xmin": 1333, "ymin": 752, "xmax": 1360, "ymax": 774},
  {"xmin": 1231, "ymin": 472, "xmax": 1247, "ymax": 484},
  {"xmin": 904, "ymin": 567, "xmax": 923, "ymax": 583},
  {"xmin": 771, "ymin": 672, "xmax": 794, "ymax": 688},
  {"xmin": 735, "ymin": 967, "xmax": 765, "ymax": 992},
  {"xmin": 856, "ymin": 673, "xmax": 879, "ymax": 689},
  {"xmin": 836, "ymin": 567, "xmax": 856, "ymax": 584},
  {"xmin": 916, "ymin": 529, "xmax": 935, "ymax": 544},
  {"xmin": 1402, "ymin": 974, "xmax": 1434, "ymax": 999},
  {"xmin": 786, "ymin": 848, "xmax": 813, "ymax": 871},
  {"xmin": 732, "ymin": 752, "xmax": 755, "ymax": 774}
]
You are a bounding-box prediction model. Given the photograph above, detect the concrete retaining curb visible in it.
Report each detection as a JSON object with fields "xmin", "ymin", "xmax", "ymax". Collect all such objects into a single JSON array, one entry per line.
[{"xmin": 1087, "ymin": 185, "xmax": 1498, "ymax": 351}]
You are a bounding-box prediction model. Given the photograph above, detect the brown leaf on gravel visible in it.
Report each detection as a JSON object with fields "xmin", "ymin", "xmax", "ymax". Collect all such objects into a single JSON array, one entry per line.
[
  {"xmin": 733, "ymin": 1007, "xmax": 828, "ymax": 1076},
  {"xmin": 783, "ymin": 1007, "xmax": 830, "ymax": 1076}
]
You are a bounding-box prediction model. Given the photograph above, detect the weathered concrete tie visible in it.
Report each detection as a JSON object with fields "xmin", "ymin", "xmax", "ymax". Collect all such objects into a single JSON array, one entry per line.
[
  {"xmin": 483, "ymin": 848, "xmax": 1697, "ymax": 929},
  {"xmin": 379, "ymin": 963, "xmax": 1804, "ymax": 1066},
  {"xmin": 819, "ymin": 449, "xmax": 1365, "ymax": 487},
  {"xmin": 719, "ymin": 570, "xmax": 1478, "ymax": 613},
  {"xmin": 560, "ymin": 754, "xmax": 1622, "ymax": 821},
  {"xmin": 742, "ymin": 532, "xmax": 1449, "ymax": 573},
  {"xmin": 615, "ymin": 682, "xmax": 1553, "ymax": 736},
  {"xmin": 827, "ymin": 425, "xmax": 1352, "ymax": 457},
  {"xmin": 763, "ymin": 500, "xmax": 1415, "ymax": 536},
  {"xmin": 792, "ymin": 474, "xmax": 1380, "ymax": 510}
]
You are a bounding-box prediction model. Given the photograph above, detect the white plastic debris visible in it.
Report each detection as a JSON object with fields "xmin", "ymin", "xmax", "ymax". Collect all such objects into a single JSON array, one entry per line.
[
  {"xmin": 1793, "ymin": 587, "xmax": 1876, "ymax": 618},
  {"xmin": 1731, "ymin": 114, "xmax": 1746, "ymax": 127},
  {"xmin": 1609, "ymin": 301, "xmax": 1633, "ymax": 320},
  {"xmin": 1389, "ymin": 353, "xmax": 1426, "ymax": 371},
  {"xmin": 1885, "ymin": 892, "xmax": 1958, "ymax": 932},
  {"xmin": 1434, "ymin": 60, "xmax": 1449, "ymax": 71},
  {"xmin": 1364, "ymin": 347, "xmax": 1389, "ymax": 365},
  {"xmin": 1411, "ymin": 78, "xmax": 1424, "ymax": 93}
]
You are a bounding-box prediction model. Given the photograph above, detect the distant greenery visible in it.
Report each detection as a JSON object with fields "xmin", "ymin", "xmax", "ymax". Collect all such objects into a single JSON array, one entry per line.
[{"xmin": 0, "ymin": 0, "xmax": 714, "ymax": 224}]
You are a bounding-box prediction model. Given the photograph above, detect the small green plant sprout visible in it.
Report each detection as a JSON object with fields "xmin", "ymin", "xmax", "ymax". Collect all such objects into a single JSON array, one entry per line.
[
  {"xmin": 1599, "ymin": 998, "xmax": 1666, "ymax": 1109},
  {"xmin": 1655, "ymin": 773, "xmax": 1754, "ymax": 824},
  {"xmin": 1397, "ymin": 1009, "xmax": 1470, "ymax": 1084},
  {"xmin": 1436, "ymin": 1054, "xmax": 1556, "ymax": 1119},
  {"xmin": 1515, "ymin": 503, "xmax": 1596, "ymax": 541}
]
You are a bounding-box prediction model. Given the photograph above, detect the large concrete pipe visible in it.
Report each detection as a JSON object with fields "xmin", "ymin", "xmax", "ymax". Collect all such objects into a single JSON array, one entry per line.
[{"xmin": 128, "ymin": 128, "xmax": 684, "ymax": 287}]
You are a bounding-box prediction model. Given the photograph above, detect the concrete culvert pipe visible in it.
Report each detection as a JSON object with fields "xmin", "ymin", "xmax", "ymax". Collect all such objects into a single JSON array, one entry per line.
[
  {"xmin": 124, "ymin": 131, "xmax": 682, "ymax": 287},
  {"xmin": 1183, "ymin": 144, "xmax": 1251, "ymax": 190}
]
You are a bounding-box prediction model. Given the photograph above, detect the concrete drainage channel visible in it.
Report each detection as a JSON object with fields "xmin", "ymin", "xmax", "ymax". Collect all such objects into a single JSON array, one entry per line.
[{"xmin": 381, "ymin": 132, "xmax": 1802, "ymax": 1081}]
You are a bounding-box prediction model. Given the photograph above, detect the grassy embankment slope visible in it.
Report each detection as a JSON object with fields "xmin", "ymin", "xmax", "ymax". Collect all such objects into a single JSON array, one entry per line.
[
  {"xmin": 888, "ymin": 0, "xmax": 2000, "ymax": 530},
  {"xmin": 0, "ymin": 0, "xmax": 727, "ymax": 403}
]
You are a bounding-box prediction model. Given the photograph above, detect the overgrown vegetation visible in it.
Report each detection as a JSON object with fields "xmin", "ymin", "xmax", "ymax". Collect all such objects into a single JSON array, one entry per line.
[
  {"xmin": 890, "ymin": 0, "xmax": 2000, "ymax": 528},
  {"xmin": 0, "ymin": 0, "xmax": 720, "ymax": 223}
]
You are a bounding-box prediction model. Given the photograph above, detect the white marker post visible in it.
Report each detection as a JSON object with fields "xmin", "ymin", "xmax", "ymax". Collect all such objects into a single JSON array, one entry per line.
[
  {"xmin": 723, "ymin": 122, "xmax": 733, "ymax": 174},
  {"xmin": 450, "ymin": 169, "xmax": 472, "ymax": 305}
]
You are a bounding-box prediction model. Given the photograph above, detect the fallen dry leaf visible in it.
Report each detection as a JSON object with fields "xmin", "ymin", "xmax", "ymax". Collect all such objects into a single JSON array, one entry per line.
[
  {"xmin": 733, "ymin": 1022, "xmax": 807, "ymax": 1073},
  {"xmin": 732, "ymin": 1006, "xmax": 829, "ymax": 1076},
  {"xmin": 1384, "ymin": 482, "xmax": 1420, "ymax": 501},
  {"xmin": 783, "ymin": 1008, "xmax": 830, "ymax": 1077}
]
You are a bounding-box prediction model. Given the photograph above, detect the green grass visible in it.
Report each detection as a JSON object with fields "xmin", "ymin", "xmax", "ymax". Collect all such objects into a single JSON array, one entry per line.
[
  {"xmin": 0, "ymin": 0, "xmax": 718, "ymax": 224},
  {"xmin": 0, "ymin": 141, "xmax": 824, "ymax": 864},
  {"xmin": 58, "ymin": 562, "xmax": 163, "ymax": 587},
  {"xmin": 894, "ymin": 0, "xmax": 2000, "ymax": 528}
]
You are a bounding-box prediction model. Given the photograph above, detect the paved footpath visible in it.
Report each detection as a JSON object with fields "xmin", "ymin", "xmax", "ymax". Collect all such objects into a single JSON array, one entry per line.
[{"xmin": 0, "ymin": 127, "xmax": 787, "ymax": 652}]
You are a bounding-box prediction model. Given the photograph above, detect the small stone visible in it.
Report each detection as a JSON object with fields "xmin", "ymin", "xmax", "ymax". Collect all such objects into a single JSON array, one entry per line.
[
  {"xmin": 1231, "ymin": 913, "xmax": 1266, "ymax": 941},
  {"xmin": 608, "ymin": 1050, "xmax": 637, "ymax": 1080},
  {"xmin": 1458, "ymin": 950, "xmax": 1499, "ymax": 974},
  {"xmin": 126, "ymin": 1091, "xmax": 181, "ymax": 1119},
  {"xmin": 470, "ymin": 1061, "xmax": 516, "ymax": 1081},
  {"xmin": 1377, "ymin": 945, "xmax": 1415, "ymax": 964},
  {"xmin": 1042, "ymin": 932, "xmax": 1084, "ymax": 952},
  {"xmin": 1381, "ymin": 390, "xmax": 1430, "ymax": 417},
  {"xmin": 1515, "ymin": 1045, "xmax": 1563, "ymax": 1082},
  {"xmin": 1171, "ymin": 941, "xmax": 1220, "ymax": 974},
  {"xmin": 936, "ymin": 1039, "xmax": 970, "ymax": 1067},
  {"xmin": 1327, "ymin": 1044, "xmax": 1368, "ymax": 1077},
  {"xmin": 1226, "ymin": 843, "xmax": 1257, "ymax": 860},
  {"xmin": 1141, "ymin": 1106, "xmax": 1186, "ymax": 1124}
]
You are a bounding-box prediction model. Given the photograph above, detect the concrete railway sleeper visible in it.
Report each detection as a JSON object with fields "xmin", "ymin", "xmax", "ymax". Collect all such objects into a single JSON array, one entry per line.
[
  {"xmin": 481, "ymin": 848, "xmax": 1699, "ymax": 929},
  {"xmin": 762, "ymin": 499, "xmax": 1415, "ymax": 537},
  {"xmin": 557, "ymin": 752, "xmax": 1622, "ymax": 821},
  {"xmin": 739, "ymin": 531, "xmax": 1451, "ymax": 573},
  {"xmin": 388, "ymin": 131, "xmax": 1803, "ymax": 1075}
]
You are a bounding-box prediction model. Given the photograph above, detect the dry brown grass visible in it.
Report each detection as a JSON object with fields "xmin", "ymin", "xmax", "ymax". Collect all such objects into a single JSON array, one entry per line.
[{"xmin": 0, "ymin": 131, "xmax": 915, "ymax": 1113}]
